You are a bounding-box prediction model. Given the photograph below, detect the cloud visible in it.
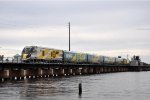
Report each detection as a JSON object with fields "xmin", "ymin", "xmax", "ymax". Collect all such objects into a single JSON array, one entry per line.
[
  {"xmin": 0, "ymin": 1, "xmax": 150, "ymax": 29},
  {"xmin": 0, "ymin": 0, "xmax": 150, "ymax": 63}
]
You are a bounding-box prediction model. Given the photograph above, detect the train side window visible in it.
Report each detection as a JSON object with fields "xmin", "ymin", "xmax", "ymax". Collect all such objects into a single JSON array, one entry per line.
[{"xmin": 42, "ymin": 51, "xmax": 45, "ymax": 56}]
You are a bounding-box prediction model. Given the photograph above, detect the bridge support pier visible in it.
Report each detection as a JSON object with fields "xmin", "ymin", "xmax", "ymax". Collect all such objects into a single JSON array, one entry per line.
[
  {"xmin": 88, "ymin": 68, "xmax": 93, "ymax": 74},
  {"xmin": 4, "ymin": 69, "xmax": 10, "ymax": 79},
  {"xmin": 112, "ymin": 67, "xmax": 115, "ymax": 72},
  {"xmin": 100, "ymin": 67, "xmax": 103, "ymax": 73},
  {"xmin": 48, "ymin": 68, "xmax": 54, "ymax": 76},
  {"xmin": 64, "ymin": 69, "xmax": 72, "ymax": 76},
  {"xmin": 81, "ymin": 68, "xmax": 88, "ymax": 75},
  {"xmin": 53, "ymin": 68, "xmax": 65, "ymax": 76},
  {"xmin": 59, "ymin": 68, "xmax": 65, "ymax": 76},
  {"xmin": 108, "ymin": 67, "xmax": 111, "ymax": 73},
  {"xmin": 37, "ymin": 68, "xmax": 43, "ymax": 77},
  {"xmin": 73, "ymin": 68, "xmax": 82, "ymax": 75}
]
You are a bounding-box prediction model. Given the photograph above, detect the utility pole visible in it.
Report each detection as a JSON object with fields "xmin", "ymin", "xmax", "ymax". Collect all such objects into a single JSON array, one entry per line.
[{"xmin": 69, "ymin": 22, "xmax": 71, "ymax": 51}]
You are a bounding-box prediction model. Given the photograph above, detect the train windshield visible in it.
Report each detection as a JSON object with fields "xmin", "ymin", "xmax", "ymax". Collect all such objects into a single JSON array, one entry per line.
[{"xmin": 22, "ymin": 47, "xmax": 36, "ymax": 54}]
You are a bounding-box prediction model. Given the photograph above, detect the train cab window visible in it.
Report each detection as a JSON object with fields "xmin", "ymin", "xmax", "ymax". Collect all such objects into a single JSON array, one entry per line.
[
  {"xmin": 22, "ymin": 48, "xmax": 25, "ymax": 53},
  {"xmin": 30, "ymin": 47, "xmax": 36, "ymax": 53},
  {"xmin": 42, "ymin": 51, "xmax": 45, "ymax": 56},
  {"xmin": 22, "ymin": 48, "xmax": 30, "ymax": 54},
  {"xmin": 30, "ymin": 47, "xmax": 34, "ymax": 53}
]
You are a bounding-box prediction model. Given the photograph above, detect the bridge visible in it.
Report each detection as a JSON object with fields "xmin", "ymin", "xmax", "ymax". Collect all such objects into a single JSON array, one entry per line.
[{"xmin": 0, "ymin": 59, "xmax": 150, "ymax": 82}]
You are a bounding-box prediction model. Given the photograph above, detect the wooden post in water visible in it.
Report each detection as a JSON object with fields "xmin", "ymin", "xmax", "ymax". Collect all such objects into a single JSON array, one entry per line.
[{"xmin": 79, "ymin": 83, "xmax": 82, "ymax": 95}]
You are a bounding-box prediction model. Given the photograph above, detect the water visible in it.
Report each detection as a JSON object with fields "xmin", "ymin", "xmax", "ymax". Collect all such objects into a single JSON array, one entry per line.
[{"xmin": 1, "ymin": 72, "xmax": 150, "ymax": 100}]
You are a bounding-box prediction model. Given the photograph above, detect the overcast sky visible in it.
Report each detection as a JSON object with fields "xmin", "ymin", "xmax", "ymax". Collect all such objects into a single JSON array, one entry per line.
[{"xmin": 0, "ymin": 0, "xmax": 150, "ymax": 63}]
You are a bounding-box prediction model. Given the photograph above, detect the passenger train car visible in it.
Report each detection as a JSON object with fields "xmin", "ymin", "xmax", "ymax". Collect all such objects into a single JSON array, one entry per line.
[{"xmin": 21, "ymin": 46, "xmax": 130, "ymax": 65}]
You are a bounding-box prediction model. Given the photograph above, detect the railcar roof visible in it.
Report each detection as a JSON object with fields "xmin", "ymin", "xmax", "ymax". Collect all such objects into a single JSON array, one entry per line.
[{"xmin": 24, "ymin": 46, "xmax": 62, "ymax": 50}]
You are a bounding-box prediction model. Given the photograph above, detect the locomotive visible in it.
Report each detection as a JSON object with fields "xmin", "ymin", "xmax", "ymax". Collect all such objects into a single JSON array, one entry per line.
[{"xmin": 21, "ymin": 46, "xmax": 130, "ymax": 65}]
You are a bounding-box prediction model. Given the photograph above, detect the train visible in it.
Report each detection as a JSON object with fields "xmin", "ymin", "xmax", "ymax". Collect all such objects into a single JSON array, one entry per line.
[{"xmin": 21, "ymin": 46, "xmax": 130, "ymax": 65}]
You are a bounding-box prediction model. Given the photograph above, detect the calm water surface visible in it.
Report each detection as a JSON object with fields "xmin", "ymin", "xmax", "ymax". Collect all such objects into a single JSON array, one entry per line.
[{"xmin": 1, "ymin": 72, "xmax": 150, "ymax": 100}]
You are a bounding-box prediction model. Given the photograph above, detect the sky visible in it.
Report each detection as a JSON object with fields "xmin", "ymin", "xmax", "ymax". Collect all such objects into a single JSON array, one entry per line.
[{"xmin": 0, "ymin": 0, "xmax": 150, "ymax": 63}]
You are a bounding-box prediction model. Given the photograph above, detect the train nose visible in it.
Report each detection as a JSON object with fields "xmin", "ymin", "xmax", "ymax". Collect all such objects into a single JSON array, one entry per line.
[{"xmin": 22, "ymin": 54, "xmax": 28, "ymax": 59}]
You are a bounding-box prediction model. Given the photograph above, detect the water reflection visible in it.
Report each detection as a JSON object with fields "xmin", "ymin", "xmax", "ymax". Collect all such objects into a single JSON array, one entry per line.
[
  {"xmin": 1, "ymin": 72, "xmax": 150, "ymax": 100},
  {"xmin": 19, "ymin": 77, "xmax": 77, "ymax": 97}
]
